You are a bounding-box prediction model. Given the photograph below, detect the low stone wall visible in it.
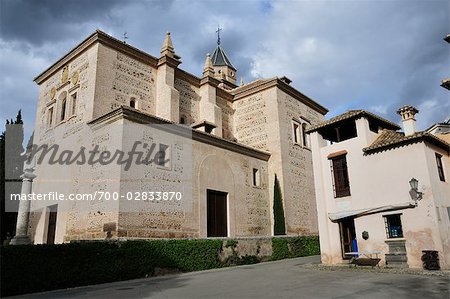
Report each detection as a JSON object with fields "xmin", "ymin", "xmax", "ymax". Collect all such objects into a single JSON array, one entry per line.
[{"xmin": 219, "ymin": 237, "xmax": 274, "ymax": 264}]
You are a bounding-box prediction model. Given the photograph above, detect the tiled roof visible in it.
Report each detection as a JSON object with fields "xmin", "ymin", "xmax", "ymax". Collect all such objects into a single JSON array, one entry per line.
[
  {"xmin": 441, "ymin": 78, "xmax": 450, "ymax": 90},
  {"xmin": 306, "ymin": 110, "xmax": 400, "ymax": 133},
  {"xmin": 211, "ymin": 45, "xmax": 235, "ymax": 69},
  {"xmin": 363, "ymin": 130, "xmax": 450, "ymax": 154},
  {"xmin": 445, "ymin": 34, "xmax": 450, "ymax": 43}
]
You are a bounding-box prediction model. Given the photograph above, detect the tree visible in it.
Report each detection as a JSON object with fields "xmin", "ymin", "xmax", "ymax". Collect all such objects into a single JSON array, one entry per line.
[
  {"xmin": 273, "ymin": 174, "xmax": 286, "ymax": 235},
  {"xmin": 1, "ymin": 110, "xmax": 24, "ymax": 243}
]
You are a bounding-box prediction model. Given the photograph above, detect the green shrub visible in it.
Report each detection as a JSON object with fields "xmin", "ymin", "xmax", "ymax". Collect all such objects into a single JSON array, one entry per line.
[
  {"xmin": 272, "ymin": 236, "xmax": 320, "ymax": 260},
  {"xmin": 271, "ymin": 237, "xmax": 290, "ymax": 260}
]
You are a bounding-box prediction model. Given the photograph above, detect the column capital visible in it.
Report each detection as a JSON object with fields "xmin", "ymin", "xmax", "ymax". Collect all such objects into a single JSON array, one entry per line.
[{"xmin": 20, "ymin": 168, "xmax": 36, "ymax": 181}]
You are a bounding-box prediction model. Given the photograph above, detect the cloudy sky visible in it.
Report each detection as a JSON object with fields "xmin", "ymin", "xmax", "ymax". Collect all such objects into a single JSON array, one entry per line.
[{"xmin": 1, "ymin": 0, "xmax": 449, "ymax": 137}]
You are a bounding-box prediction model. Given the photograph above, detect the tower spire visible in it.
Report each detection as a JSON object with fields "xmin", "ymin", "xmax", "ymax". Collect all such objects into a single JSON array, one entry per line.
[
  {"xmin": 203, "ymin": 53, "xmax": 214, "ymax": 77},
  {"xmin": 216, "ymin": 25, "xmax": 222, "ymax": 45},
  {"xmin": 160, "ymin": 31, "xmax": 175, "ymax": 58}
]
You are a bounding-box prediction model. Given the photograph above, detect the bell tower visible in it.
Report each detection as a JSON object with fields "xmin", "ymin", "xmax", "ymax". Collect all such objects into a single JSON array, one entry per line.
[{"xmin": 211, "ymin": 26, "xmax": 237, "ymax": 85}]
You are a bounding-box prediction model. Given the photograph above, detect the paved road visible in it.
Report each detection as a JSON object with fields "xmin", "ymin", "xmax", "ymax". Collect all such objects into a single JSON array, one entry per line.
[{"xmin": 14, "ymin": 256, "xmax": 449, "ymax": 299}]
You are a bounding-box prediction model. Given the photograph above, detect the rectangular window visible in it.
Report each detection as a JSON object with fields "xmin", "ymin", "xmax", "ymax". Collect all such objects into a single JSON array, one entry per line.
[
  {"xmin": 330, "ymin": 155, "xmax": 350, "ymax": 198},
  {"xmin": 292, "ymin": 121, "xmax": 300, "ymax": 144},
  {"xmin": 302, "ymin": 123, "xmax": 309, "ymax": 147},
  {"xmin": 252, "ymin": 168, "xmax": 260, "ymax": 187},
  {"xmin": 384, "ymin": 214, "xmax": 403, "ymax": 239},
  {"xmin": 436, "ymin": 153, "xmax": 445, "ymax": 182}
]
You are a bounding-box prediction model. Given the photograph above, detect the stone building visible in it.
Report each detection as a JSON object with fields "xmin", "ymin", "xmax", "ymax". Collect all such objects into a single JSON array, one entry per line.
[
  {"xmin": 22, "ymin": 30, "xmax": 327, "ymax": 244},
  {"xmin": 308, "ymin": 106, "xmax": 450, "ymax": 269}
]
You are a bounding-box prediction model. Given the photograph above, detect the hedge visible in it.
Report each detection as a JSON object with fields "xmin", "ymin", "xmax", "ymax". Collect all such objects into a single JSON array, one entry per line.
[
  {"xmin": 0, "ymin": 239, "xmax": 222, "ymax": 297},
  {"xmin": 0, "ymin": 237, "xmax": 319, "ymax": 297}
]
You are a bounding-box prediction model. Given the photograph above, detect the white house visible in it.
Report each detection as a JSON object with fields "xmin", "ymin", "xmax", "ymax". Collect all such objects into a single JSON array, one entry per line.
[{"xmin": 308, "ymin": 106, "xmax": 450, "ymax": 269}]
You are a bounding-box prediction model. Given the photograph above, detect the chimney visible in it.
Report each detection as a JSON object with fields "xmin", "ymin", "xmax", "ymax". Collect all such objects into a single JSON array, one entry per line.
[{"xmin": 397, "ymin": 105, "xmax": 419, "ymax": 136}]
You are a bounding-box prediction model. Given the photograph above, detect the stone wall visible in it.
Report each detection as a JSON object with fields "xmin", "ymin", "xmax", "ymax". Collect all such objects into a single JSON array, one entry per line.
[
  {"xmin": 216, "ymin": 96, "xmax": 234, "ymax": 140},
  {"xmin": 174, "ymin": 78, "xmax": 200, "ymax": 125},
  {"xmin": 115, "ymin": 119, "xmax": 272, "ymax": 239},
  {"xmin": 233, "ymin": 86, "xmax": 323, "ymax": 236},
  {"xmin": 94, "ymin": 44, "xmax": 156, "ymax": 118},
  {"xmin": 233, "ymin": 92, "xmax": 268, "ymax": 151},
  {"xmin": 277, "ymin": 90, "xmax": 323, "ymax": 235}
]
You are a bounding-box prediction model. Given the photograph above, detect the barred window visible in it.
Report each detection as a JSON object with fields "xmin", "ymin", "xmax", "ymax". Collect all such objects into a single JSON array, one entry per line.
[
  {"xmin": 330, "ymin": 155, "xmax": 350, "ymax": 198},
  {"xmin": 384, "ymin": 214, "xmax": 403, "ymax": 239},
  {"xmin": 436, "ymin": 153, "xmax": 445, "ymax": 182}
]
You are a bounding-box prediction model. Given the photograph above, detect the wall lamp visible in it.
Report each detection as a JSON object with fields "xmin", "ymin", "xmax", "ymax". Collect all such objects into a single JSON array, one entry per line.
[{"xmin": 409, "ymin": 178, "xmax": 423, "ymax": 204}]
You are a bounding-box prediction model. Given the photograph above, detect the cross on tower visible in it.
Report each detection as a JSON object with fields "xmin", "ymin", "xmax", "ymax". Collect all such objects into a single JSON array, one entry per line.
[{"xmin": 216, "ymin": 25, "xmax": 222, "ymax": 45}]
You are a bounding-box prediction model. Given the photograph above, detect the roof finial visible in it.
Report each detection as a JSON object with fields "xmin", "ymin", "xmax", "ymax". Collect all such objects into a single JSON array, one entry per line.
[
  {"xmin": 216, "ymin": 25, "xmax": 222, "ymax": 45},
  {"xmin": 203, "ymin": 53, "xmax": 215, "ymax": 77}
]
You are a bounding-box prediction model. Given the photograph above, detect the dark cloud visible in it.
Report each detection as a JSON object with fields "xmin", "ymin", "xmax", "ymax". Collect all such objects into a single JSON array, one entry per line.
[
  {"xmin": 0, "ymin": 0, "xmax": 448, "ymax": 138},
  {"xmin": 0, "ymin": 0, "xmax": 174, "ymax": 45},
  {"xmin": 0, "ymin": 0, "xmax": 121, "ymax": 45}
]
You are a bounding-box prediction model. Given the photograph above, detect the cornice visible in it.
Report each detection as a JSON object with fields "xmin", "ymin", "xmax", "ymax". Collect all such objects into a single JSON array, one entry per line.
[
  {"xmin": 200, "ymin": 76, "xmax": 221, "ymax": 87},
  {"xmin": 157, "ymin": 55, "xmax": 182, "ymax": 68},
  {"xmin": 232, "ymin": 78, "xmax": 328, "ymax": 115},
  {"xmin": 34, "ymin": 30, "xmax": 162, "ymax": 85},
  {"xmin": 175, "ymin": 69, "xmax": 201, "ymax": 87},
  {"xmin": 34, "ymin": 31, "xmax": 99, "ymax": 84},
  {"xmin": 88, "ymin": 106, "xmax": 271, "ymax": 161},
  {"xmin": 216, "ymin": 87, "xmax": 234, "ymax": 101}
]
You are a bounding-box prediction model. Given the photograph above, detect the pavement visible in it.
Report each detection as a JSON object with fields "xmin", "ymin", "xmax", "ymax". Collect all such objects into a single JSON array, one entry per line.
[{"xmin": 12, "ymin": 256, "xmax": 450, "ymax": 299}]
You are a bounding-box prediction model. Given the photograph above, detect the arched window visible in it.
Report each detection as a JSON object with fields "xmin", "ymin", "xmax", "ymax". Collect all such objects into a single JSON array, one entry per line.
[
  {"xmin": 47, "ymin": 107, "xmax": 54, "ymax": 127},
  {"xmin": 130, "ymin": 99, "xmax": 136, "ymax": 108},
  {"xmin": 71, "ymin": 93, "xmax": 77, "ymax": 116},
  {"xmin": 180, "ymin": 116, "xmax": 186, "ymax": 124},
  {"xmin": 59, "ymin": 92, "xmax": 67, "ymax": 121}
]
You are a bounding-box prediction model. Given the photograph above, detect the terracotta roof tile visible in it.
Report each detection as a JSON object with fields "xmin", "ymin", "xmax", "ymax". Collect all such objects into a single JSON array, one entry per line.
[
  {"xmin": 363, "ymin": 130, "xmax": 450, "ymax": 154},
  {"xmin": 306, "ymin": 110, "xmax": 400, "ymax": 133}
]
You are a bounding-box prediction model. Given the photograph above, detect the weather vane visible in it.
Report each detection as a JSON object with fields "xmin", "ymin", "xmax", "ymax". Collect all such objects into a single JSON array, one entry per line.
[
  {"xmin": 216, "ymin": 25, "xmax": 222, "ymax": 45},
  {"xmin": 123, "ymin": 32, "xmax": 129, "ymax": 44}
]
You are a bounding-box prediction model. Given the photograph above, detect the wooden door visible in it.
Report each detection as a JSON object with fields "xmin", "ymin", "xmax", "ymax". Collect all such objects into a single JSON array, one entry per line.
[
  {"xmin": 339, "ymin": 218, "xmax": 356, "ymax": 259},
  {"xmin": 207, "ymin": 190, "xmax": 228, "ymax": 237},
  {"xmin": 46, "ymin": 205, "xmax": 58, "ymax": 244}
]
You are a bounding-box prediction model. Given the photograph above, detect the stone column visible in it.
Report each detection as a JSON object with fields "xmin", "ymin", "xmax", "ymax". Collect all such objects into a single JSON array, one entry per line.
[{"xmin": 10, "ymin": 167, "xmax": 36, "ymax": 245}]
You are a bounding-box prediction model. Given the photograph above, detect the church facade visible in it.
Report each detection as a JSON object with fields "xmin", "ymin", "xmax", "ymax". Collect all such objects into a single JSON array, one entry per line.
[{"xmin": 27, "ymin": 30, "xmax": 327, "ymax": 243}]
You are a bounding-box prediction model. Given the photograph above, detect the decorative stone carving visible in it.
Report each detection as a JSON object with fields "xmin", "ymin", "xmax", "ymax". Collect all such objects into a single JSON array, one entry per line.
[
  {"xmin": 61, "ymin": 66, "xmax": 69, "ymax": 84},
  {"xmin": 71, "ymin": 70, "xmax": 79, "ymax": 85},
  {"xmin": 50, "ymin": 87, "xmax": 56, "ymax": 100}
]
